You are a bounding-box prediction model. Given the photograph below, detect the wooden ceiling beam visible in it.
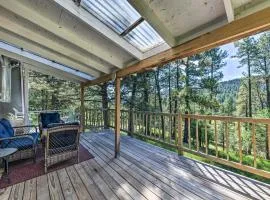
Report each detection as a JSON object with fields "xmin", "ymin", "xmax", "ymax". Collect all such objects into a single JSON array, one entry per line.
[
  {"xmin": 84, "ymin": 7, "xmax": 270, "ymax": 87},
  {"xmin": 83, "ymin": 74, "xmax": 114, "ymax": 87},
  {"xmin": 223, "ymin": 0, "xmax": 235, "ymax": 22}
]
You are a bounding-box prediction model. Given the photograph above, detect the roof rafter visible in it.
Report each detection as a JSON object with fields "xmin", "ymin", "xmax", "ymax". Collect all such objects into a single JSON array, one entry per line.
[
  {"xmin": 53, "ymin": 0, "xmax": 143, "ymax": 60},
  {"xmin": 128, "ymin": 0, "xmax": 176, "ymax": 47},
  {"xmin": 0, "ymin": 28, "xmax": 101, "ymax": 78},
  {"xmin": 0, "ymin": 0, "xmax": 132, "ymax": 69},
  {"xmin": 120, "ymin": 17, "xmax": 144, "ymax": 37},
  {"xmin": 0, "ymin": 42, "xmax": 88, "ymax": 83},
  {"xmin": 223, "ymin": 0, "xmax": 235, "ymax": 22},
  {"xmin": 0, "ymin": 7, "xmax": 112, "ymax": 75}
]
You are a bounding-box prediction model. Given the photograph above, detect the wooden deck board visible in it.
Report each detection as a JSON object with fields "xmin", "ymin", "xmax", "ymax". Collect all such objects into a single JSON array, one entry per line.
[
  {"xmin": 36, "ymin": 175, "xmax": 50, "ymax": 200},
  {"xmin": 0, "ymin": 132, "xmax": 269, "ymax": 200},
  {"xmin": 100, "ymin": 132, "xmax": 270, "ymax": 199},
  {"xmin": 90, "ymin": 134, "xmax": 245, "ymax": 200}
]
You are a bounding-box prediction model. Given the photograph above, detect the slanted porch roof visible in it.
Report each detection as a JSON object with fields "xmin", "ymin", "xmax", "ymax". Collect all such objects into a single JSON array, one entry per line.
[{"xmin": 0, "ymin": 0, "xmax": 269, "ymax": 83}]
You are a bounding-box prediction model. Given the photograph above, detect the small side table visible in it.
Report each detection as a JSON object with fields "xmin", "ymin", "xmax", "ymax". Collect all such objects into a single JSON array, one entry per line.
[{"xmin": 0, "ymin": 148, "xmax": 18, "ymax": 182}]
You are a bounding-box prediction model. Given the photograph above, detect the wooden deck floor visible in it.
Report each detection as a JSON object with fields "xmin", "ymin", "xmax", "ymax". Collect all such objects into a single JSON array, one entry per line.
[{"xmin": 1, "ymin": 131, "xmax": 270, "ymax": 200}]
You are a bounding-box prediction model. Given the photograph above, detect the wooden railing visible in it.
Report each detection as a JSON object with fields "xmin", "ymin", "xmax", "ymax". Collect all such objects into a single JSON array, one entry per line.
[
  {"xmin": 84, "ymin": 109, "xmax": 270, "ymax": 178},
  {"xmin": 29, "ymin": 110, "xmax": 79, "ymax": 125}
]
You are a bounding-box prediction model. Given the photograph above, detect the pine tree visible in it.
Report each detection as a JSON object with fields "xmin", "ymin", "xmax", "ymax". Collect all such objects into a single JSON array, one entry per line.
[
  {"xmin": 199, "ymin": 47, "xmax": 228, "ymax": 113},
  {"xmin": 234, "ymin": 37, "xmax": 257, "ymax": 117}
]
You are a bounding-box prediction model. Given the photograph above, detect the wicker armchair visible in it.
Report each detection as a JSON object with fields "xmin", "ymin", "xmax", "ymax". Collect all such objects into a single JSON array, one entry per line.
[
  {"xmin": 44, "ymin": 123, "xmax": 80, "ymax": 173},
  {"xmin": 0, "ymin": 118, "xmax": 39, "ymax": 162}
]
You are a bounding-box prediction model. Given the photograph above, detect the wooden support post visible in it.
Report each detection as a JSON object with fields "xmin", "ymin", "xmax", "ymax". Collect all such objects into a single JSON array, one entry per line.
[
  {"xmin": 80, "ymin": 83, "xmax": 85, "ymax": 132},
  {"xmin": 115, "ymin": 78, "xmax": 121, "ymax": 158}
]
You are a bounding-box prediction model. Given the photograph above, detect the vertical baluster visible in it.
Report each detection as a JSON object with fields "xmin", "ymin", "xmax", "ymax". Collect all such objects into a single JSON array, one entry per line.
[
  {"xmin": 153, "ymin": 114, "xmax": 156, "ymax": 138},
  {"xmin": 169, "ymin": 115, "xmax": 172, "ymax": 144},
  {"xmin": 96, "ymin": 111, "xmax": 98, "ymax": 128},
  {"xmin": 252, "ymin": 123, "xmax": 256, "ymax": 168},
  {"xmin": 142, "ymin": 113, "xmax": 144, "ymax": 134},
  {"xmin": 150, "ymin": 114, "xmax": 152, "ymax": 137},
  {"xmin": 139, "ymin": 113, "xmax": 141, "ymax": 134},
  {"xmin": 215, "ymin": 120, "xmax": 218, "ymax": 157},
  {"xmin": 188, "ymin": 117, "xmax": 191, "ymax": 149},
  {"xmin": 226, "ymin": 122, "xmax": 229, "ymax": 160},
  {"xmin": 159, "ymin": 114, "xmax": 161, "ymax": 140},
  {"xmin": 178, "ymin": 114, "xmax": 183, "ymax": 155},
  {"xmin": 155, "ymin": 114, "xmax": 158, "ymax": 139},
  {"xmin": 84, "ymin": 110, "xmax": 87, "ymax": 128},
  {"xmin": 121, "ymin": 111, "xmax": 123, "ymax": 130},
  {"xmin": 205, "ymin": 120, "xmax": 208, "ymax": 154},
  {"xmin": 196, "ymin": 119, "xmax": 199, "ymax": 152},
  {"xmin": 238, "ymin": 121, "xmax": 242, "ymax": 164},
  {"xmin": 268, "ymin": 124, "xmax": 270, "ymax": 160},
  {"xmin": 145, "ymin": 113, "xmax": 148, "ymax": 136},
  {"xmin": 134, "ymin": 112, "xmax": 137, "ymax": 133}
]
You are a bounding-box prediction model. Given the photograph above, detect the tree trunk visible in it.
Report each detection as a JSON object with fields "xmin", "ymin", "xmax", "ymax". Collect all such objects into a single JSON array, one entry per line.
[
  {"xmin": 173, "ymin": 61, "xmax": 180, "ymax": 139},
  {"xmin": 128, "ymin": 76, "xmax": 137, "ymax": 136},
  {"xmin": 266, "ymin": 78, "xmax": 270, "ymax": 112},
  {"xmin": 155, "ymin": 69, "xmax": 165, "ymax": 139},
  {"xmin": 255, "ymin": 82, "xmax": 264, "ymax": 109},
  {"xmin": 248, "ymin": 55, "xmax": 252, "ymax": 117},
  {"xmin": 168, "ymin": 65, "xmax": 173, "ymax": 139},
  {"xmin": 143, "ymin": 73, "xmax": 150, "ymax": 135},
  {"xmin": 101, "ymin": 83, "xmax": 109, "ymax": 128},
  {"xmin": 184, "ymin": 59, "xmax": 190, "ymax": 143}
]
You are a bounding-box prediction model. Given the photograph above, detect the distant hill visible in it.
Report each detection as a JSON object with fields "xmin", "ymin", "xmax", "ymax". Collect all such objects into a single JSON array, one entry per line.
[{"xmin": 217, "ymin": 78, "xmax": 241, "ymax": 104}]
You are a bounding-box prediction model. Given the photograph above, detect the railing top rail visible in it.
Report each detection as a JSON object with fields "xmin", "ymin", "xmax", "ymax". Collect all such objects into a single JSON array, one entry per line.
[
  {"xmin": 86, "ymin": 108, "xmax": 270, "ymax": 124},
  {"xmin": 183, "ymin": 114, "xmax": 270, "ymax": 124},
  {"xmin": 29, "ymin": 110, "xmax": 62, "ymax": 113}
]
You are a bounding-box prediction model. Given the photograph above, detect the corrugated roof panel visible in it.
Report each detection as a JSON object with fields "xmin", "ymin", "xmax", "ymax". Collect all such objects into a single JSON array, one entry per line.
[
  {"xmin": 81, "ymin": 0, "xmax": 140, "ymax": 34},
  {"xmin": 80, "ymin": 0, "xmax": 165, "ymax": 52},
  {"xmin": 124, "ymin": 21, "xmax": 165, "ymax": 52}
]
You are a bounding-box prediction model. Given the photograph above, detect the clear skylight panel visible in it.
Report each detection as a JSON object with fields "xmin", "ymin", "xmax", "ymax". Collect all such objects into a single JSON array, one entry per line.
[
  {"xmin": 80, "ymin": 0, "xmax": 165, "ymax": 52},
  {"xmin": 81, "ymin": 0, "xmax": 141, "ymax": 34},
  {"xmin": 124, "ymin": 21, "xmax": 165, "ymax": 52}
]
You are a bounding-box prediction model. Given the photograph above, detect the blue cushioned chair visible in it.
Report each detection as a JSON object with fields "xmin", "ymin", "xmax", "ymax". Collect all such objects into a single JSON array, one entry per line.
[
  {"xmin": 0, "ymin": 118, "xmax": 39, "ymax": 162},
  {"xmin": 38, "ymin": 112, "xmax": 80, "ymax": 172}
]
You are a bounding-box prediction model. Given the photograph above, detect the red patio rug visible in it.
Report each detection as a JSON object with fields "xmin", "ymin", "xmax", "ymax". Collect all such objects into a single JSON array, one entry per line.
[{"xmin": 0, "ymin": 144, "xmax": 94, "ymax": 188}]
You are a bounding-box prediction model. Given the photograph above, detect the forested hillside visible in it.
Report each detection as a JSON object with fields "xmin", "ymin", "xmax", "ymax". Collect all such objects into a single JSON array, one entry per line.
[{"xmin": 217, "ymin": 79, "xmax": 240, "ymax": 104}]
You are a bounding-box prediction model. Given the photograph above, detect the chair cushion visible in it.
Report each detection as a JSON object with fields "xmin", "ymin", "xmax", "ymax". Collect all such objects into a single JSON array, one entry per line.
[
  {"xmin": 31, "ymin": 132, "xmax": 39, "ymax": 144},
  {"xmin": 0, "ymin": 118, "xmax": 14, "ymax": 137},
  {"xmin": 47, "ymin": 122, "xmax": 79, "ymax": 128},
  {"xmin": 4, "ymin": 137, "xmax": 34, "ymax": 150},
  {"xmin": 47, "ymin": 123, "xmax": 65, "ymax": 128},
  {"xmin": 1, "ymin": 132, "xmax": 39, "ymax": 150},
  {"xmin": 0, "ymin": 123, "xmax": 10, "ymax": 139},
  {"xmin": 0, "ymin": 123, "xmax": 11, "ymax": 147},
  {"xmin": 40, "ymin": 112, "xmax": 61, "ymax": 128}
]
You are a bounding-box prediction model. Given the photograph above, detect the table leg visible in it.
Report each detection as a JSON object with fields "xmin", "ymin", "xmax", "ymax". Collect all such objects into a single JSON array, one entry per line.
[{"xmin": 4, "ymin": 158, "xmax": 8, "ymax": 175}]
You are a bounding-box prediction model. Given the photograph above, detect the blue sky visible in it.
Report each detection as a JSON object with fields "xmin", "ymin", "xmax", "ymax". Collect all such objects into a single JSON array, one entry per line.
[{"xmin": 220, "ymin": 42, "xmax": 244, "ymax": 81}]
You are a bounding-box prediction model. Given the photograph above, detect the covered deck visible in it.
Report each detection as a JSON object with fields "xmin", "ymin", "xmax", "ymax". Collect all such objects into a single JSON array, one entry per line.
[
  {"xmin": 1, "ymin": 0, "xmax": 270, "ymax": 199},
  {"xmin": 1, "ymin": 131, "xmax": 269, "ymax": 200}
]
